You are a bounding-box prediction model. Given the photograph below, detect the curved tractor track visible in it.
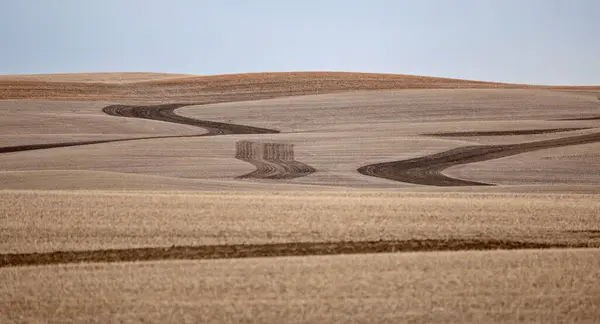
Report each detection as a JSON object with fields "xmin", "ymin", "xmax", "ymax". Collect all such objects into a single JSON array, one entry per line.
[
  {"xmin": 0, "ymin": 103, "xmax": 279, "ymax": 155},
  {"xmin": 556, "ymin": 116, "xmax": 600, "ymax": 121},
  {"xmin": 423, "ymin": 127, "xmax": 590, "ymax": 137},
  {"xmin": 235, "ymin": 140, "xmax": 315, "ymax": 179},
  {"xmin": 0, "ymin": 135, "xmax": 205, "ymax": 154},
  {"xmin": 358, "ymin": 131, "xmax": 600, "ymax": 186},
  {"xmin": 102, "ymin": 103, "xmax": 278, "ymax": 135}
]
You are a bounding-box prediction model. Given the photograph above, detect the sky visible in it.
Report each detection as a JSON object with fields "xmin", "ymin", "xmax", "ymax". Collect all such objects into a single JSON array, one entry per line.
[{"xmin": 0, "ymin": 0, "xmax": 599, "ymax": 85}]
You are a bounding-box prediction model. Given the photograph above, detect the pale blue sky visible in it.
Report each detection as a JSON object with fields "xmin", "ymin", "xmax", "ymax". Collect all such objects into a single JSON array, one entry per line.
[{"xmin": 1, "ymin": 0, "xmax": 598, "ymax": 85}]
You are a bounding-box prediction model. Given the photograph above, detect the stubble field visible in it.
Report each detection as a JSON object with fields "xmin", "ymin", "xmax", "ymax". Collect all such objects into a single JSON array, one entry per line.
[{"xmin": 1, "ymin": 72, "xmax": 599, "ymax": 323}]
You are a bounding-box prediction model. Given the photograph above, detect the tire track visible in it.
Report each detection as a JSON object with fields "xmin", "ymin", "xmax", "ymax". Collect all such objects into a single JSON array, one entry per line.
[
  {"xmin": 423, "ymin": 127, "xmax": 590, "ymax": 137},
  {"xmin": 1, "ymin": 239, "xmax": 594, "ymax": 268},
  {"xmin": 0, "ymin": 135, "xmax": 203, "ymax": 154},
  {"xmin": 235, "ymin": 141, "xmax": 316, "ymax": 179},
  {"xmin": 0, "ymin": 103, "xmax": 279, "ymax": 155},
  {"xmin": 358, "ymin": 131, "xmax": 600, "ymax": 186},
  {"xmin": 556, "ymin": 116, "xmax": 600, "ymax": 121}
]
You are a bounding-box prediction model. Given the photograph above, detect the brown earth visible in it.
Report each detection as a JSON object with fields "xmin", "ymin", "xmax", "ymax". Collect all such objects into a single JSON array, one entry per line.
[
  {"xmin": 0, "ymin": 135, "xmax": 201, "ymax": 154},
  {"xmin": 235, "ymin": 141, "xmax": 315, "ymax": 179},
  {"xmin": 558, "ymin": 116, "xmax": 600, "ymax": 121},
  {"xmin": 0, "ymin": 72, "xmax": 195, "ymax": 83},
  {"xmin": 2, "ymin": 238, "xmax": 594, "ymax": 268},
  {"xmin": 0, "ymin": 103, "xmax": 279, "ymax": 154},
  {"xmin": 102, "ymin": 103, "xmax": 278, "ymax": 134},
  {"xmin": 423, "ymin": 127, "xmax": 590, "ymax": 137},
  {"xmin": 357, "ymin": 130, "xmax": 600, "ymax": 186}
]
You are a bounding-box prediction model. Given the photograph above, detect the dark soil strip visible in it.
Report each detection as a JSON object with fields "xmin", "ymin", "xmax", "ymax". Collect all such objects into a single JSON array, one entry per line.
[
  {"xmin": 0, "ymin": 103, "xmax": 280, "ymax": 155},
  {"xmin": 1, "ymin": 239, "xmax": 593, "ymax": 268},
  {"xmin": 555, "ymin": 116, "xmax": 600, "ymax": 121},
  {"xmin": 357, "ymin": 131, "xmax": 600, "ymax": 186},
  {"xmin": 102, "ymin": 103, "xmax": 279, "ymax": 135},
  {"xmin": 0, "ymin": 135, "xmax": 202, "ymax": 154},
  {"xmin": 423, "ymin": 127, "xmax": 590, "ymax": 137}
]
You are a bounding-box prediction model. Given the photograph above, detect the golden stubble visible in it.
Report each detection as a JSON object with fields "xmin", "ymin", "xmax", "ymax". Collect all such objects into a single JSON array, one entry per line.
[
  {"xmin": 1, "ymin": 190, "xmax": 599, "ymax": 253},
  {"xmin": 1, "ymin": 249, "xmax": 599, "ymax": 324}
]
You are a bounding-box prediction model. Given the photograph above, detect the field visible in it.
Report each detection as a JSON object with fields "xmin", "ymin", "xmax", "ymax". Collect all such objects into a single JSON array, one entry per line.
[{"xmin": 1, "ymin": 72, "xmax": 600, "ymax": 323}]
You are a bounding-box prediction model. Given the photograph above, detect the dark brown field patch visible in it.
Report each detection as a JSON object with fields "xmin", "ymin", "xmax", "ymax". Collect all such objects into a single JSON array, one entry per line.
[
  {"xmin": 358, "ymin": 131, "xmax": 600, "ymax": 186},
  {"xmin": 423, "ymin": 127, "xmax": 590, "ymax": 137},
  {"xmin": 235, "ymin": 141, "xmax": 315, "ymax": 179},
  {"xmin": 2, "ymin": 239, "xmax": 595, "ymax": 268}
]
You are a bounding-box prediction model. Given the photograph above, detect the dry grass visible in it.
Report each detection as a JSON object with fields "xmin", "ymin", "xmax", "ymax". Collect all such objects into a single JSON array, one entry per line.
[
  {"xmin": 1, "ymin": 190, "xmax": 599, "ymax": 254},
  {"xmin": 2, "ymin": 249, "xmax": 599, "ymax": 324}
]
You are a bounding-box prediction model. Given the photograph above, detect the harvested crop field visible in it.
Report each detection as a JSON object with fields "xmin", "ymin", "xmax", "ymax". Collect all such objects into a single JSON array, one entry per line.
[
  {"xmin": 2, "ymin": 249, "xmax": 599, "ymax": 324},
  {"xmin": 1, "ymin": 71, "xmax": 600, "ymax": 323}
]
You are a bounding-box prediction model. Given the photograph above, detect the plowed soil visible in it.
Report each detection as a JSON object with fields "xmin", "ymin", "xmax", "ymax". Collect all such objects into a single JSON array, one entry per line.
[
  {"xmin": 2, "ymin": 238, "xmax": 592, "ymax": 268},
  {"xmin": 103, "ymin": 103, "xmax": 278, "ymax": 135},
  {"xmin": 235, "ymin": 141, "xmax": 315, "ymax": 179},
  {"xmin": 358, "ymin": 131, "xmax": 600, "ymax": 186},
  {"xmin": 423, "ymin": 127, "xmax": 589, "ymax": 137}
]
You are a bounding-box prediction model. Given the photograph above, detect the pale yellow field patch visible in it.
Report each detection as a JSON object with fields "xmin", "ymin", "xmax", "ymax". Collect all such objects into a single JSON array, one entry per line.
[{"xmin": 1, "ymin": 248, "xmax": 599, "ymax": 324}]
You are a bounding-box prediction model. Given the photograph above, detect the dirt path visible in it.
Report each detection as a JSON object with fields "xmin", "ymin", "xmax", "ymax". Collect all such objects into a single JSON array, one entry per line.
[
  {"xmin": 1, "ymin": 239, "xmax": 593, "ymax": 268},
  {"xmin": 235, "ymin": 141, "xmax": 316, "ymax": 179},
  {"xmin": 358, "ymin": 131, "xmax": 600, "ymax": 186}
]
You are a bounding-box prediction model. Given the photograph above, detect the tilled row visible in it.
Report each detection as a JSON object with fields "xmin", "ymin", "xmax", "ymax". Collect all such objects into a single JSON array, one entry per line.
[
  {"xmin": 2, "ymin": 239, "xmax": 594, "ymax": 268},
  {"xmin": 235, "ymin": 140, "xmax": 315, "ymax": 179}
]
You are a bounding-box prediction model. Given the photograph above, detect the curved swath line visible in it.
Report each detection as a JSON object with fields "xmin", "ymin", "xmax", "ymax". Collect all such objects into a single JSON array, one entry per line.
[
  {"xmin": 0, "ymin": 103, "xmax": 280, "ymax": 155},
  {"xmin": 236, "ymin": 160, "xmax": 281, "ymax": 179},
  {"xmin": 261, "ymin": 145, "xmax": 316, "ymax": 180},
  {"xmin": 1, "ymin": 239, "xmax": 594, "ymax": 268},
  {"xmin": 358, "ymin": 131, "xmax": 600, "ymax": 186},
  {"xmin": 283, "ymin": 160, "xmax": 318, "ymax": 179},
  {"xmin": 102, "ymin": 103, "xmax": 279, "ymax": 135},
  {"xmin": 234, "ymin": 141, "xmax": 316, "ymax": 179},
  {"xmin": 423, "ymin": 127, "xmax": 591, "ymax": 137}
]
